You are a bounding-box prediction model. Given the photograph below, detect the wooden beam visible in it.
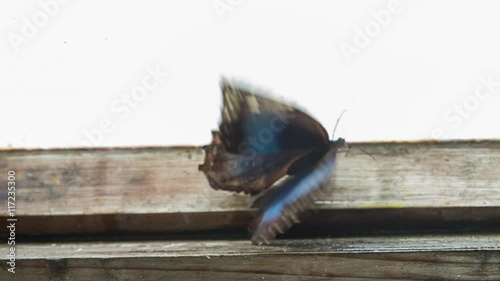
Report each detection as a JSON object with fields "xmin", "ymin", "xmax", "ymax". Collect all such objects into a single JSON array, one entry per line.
[
  {"xmin": 1, "ymin": 140, "xmax": 500, "ymax": 235},
  {"xmin": 6, "ymin": 234, "xmax": 500, "ymax": 280}
]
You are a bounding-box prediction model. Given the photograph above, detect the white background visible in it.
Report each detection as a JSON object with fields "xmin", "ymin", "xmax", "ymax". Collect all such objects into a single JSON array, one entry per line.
[{"xmin": 1, "ymin": 0, "xmax": 500, "ymax": 148}]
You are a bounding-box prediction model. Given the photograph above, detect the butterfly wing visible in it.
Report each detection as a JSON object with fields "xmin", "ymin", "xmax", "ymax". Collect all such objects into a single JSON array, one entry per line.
[
  {"xmin": 199, "ymin": 79, "xmax": 340, "ymax": 243},
  {"xmin": 250, "ymin": 145, "xmax": 338, "ymax": 244},
  {"xmin": 199, "ymin": 131, "xmax": 312, "ymax": 194},
  {"xmin": 199, "ymin": 80, "xmax": 330, "ymax": 195},
  {"xmin": 219, "ymin": 80, "xmax": 329, "ymax": 153}
]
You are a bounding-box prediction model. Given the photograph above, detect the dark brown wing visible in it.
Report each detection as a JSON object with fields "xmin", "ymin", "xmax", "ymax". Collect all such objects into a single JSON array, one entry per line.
[
  {"xmin": 199, "ymin": 79, "xmax": 330, "ymax": 194},
  {"xmin": 219, "ymin": 80, "xmax": 329, "ymax": 153},
  {"xmin": 199, "ymin": 131, "xmax": 312, "ymax": 195}
]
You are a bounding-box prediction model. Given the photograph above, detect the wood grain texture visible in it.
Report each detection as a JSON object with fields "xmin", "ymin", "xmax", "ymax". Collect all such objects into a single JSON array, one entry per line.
[
  {"xmin": 1, "ymin": 140, "xmax": 500, "ymax": 235},
  {"xmin": 5, "ymin": 234, "xmax": 500, "ymax": 280}
]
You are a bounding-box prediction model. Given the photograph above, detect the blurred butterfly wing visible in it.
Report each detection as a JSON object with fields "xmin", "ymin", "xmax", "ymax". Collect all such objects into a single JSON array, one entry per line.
[
  {"xmin": 219, "ymin": 81, "xmax": 329, "ymax": 153},
  {"xmin": 199, "ymin": 132, "xmax": 312, "ymax": 194},
  {"xmin": 199, "ymin": 80, "xmax": 331, "ymax": 194},
  {"xmin": 250, "ymin": 146, "xmax": 338, "ymax": 245}
]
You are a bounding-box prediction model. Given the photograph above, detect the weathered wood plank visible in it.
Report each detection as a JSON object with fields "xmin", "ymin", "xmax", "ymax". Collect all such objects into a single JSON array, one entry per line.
[
  {"xmin": 4, "ymin": 234, "xmax": 500, "ymax": 280},
  {"xmin": 11, "ymin": 207, "xmax": 500, "ymax": 237},
  {"xmin": 1, "ymin": 140, "xmax": 500, "ymax": 235}
]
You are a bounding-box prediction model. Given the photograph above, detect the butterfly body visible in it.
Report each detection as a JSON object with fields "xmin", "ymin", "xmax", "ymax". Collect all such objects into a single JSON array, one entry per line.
[{"xmin": 199, "ymin": 79, "xmax": 343, "ymax": 243}]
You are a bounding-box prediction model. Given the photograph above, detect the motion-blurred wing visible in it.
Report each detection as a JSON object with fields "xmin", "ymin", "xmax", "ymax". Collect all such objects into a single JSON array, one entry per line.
[
  {"xmin": 250, "ymin": 146, "xmax": 338, "ymax": 244},
  {"xmin": 199, "ymin": 79, "xmax": 330, "ymax": 194},
  {"xmin": 199, "ymin": 131, "xmax": 312, "ymax": 194},
  {"xmin": 219, "ymin": 80, "xmax": 329, "ymax": 153}
]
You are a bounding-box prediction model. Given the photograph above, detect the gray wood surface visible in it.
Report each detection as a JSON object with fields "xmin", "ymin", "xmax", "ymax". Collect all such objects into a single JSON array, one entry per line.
[
  {"xmin": 1, "ymin": 140, "xmax": 499, "ymax": 235},
  {"xmin": 1, "ymin": 141, "xmax": 500, "ymax": 280},
  {"xmin": 5, "ymin": 234, "xmax": 500, "ymax": 280}
]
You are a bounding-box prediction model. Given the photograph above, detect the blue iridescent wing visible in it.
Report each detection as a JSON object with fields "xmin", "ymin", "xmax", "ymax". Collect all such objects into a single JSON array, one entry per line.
[
  {"xmin": 199, "ymin": 78, "xmax": 340, "ymax": 244},
  {"xmin": 250, "ymin": 146, "xmax": 338, "ymax": 244},
  {"xmin": 219, "ymin": 80, "xmax": 329, "ymax": 153},
  {"xmin": 199, "ymin": 131, "xmax": 313, "ymax": 195},
  {"xmin": 200, "ymin": 80, "xmax": 330, "ymax": 195}
]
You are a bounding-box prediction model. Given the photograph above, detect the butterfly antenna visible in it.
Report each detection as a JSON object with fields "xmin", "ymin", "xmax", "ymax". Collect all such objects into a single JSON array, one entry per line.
[
  {"xmin": 332, "ymin": 109, "xmax": 347, "ymax": 141},
  {"xmin": 331, "ymin": 109, "xmax": 375, "ymax": 160}
]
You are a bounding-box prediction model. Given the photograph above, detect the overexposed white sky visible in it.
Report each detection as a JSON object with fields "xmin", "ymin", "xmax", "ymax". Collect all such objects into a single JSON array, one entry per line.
[{"xmin": 1, "ymin": 0, "xmax": 500, "ymax": 148}]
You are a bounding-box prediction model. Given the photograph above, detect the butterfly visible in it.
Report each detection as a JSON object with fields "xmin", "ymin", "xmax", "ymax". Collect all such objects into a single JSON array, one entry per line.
[{"xmin": 199, "ymin": 78, "xmax": 344, "ymax": 244}]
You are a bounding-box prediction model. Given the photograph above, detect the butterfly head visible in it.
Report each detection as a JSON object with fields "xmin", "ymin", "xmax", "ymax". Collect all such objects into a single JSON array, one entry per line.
[{"xmin": 333, "ymin": 137, "xmax": 345, "ymax": 147}]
